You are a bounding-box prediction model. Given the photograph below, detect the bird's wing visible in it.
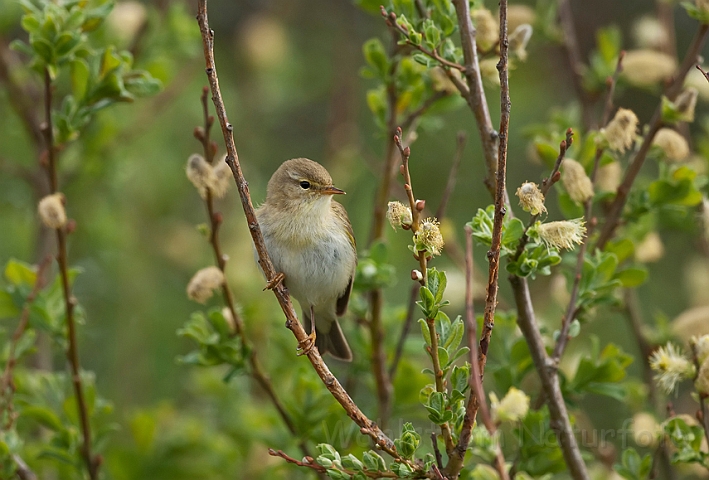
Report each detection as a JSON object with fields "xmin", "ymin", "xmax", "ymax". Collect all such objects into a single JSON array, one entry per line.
[{"xmin": 333, "ymin": 201, "xmax": 356, "ymax": 317}]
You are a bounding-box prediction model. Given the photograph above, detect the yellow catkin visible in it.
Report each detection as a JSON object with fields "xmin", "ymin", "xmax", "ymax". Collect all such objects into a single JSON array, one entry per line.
[
  {"xmin": 186, "ymin": 154, "xmax": 213, "ymax": 199},
  {"xmin": 210, "ymin": 160, "xmax": 232, "ymax": 199},
  {"xmin": 471, "ymin": 8, "xmax": 498, "ymax": 51}
]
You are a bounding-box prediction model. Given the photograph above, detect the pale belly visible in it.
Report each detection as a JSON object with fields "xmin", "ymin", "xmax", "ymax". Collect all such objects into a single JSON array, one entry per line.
[{"xmin": 263, "ymin": 231, "xmax": 355, "ymax": 315}]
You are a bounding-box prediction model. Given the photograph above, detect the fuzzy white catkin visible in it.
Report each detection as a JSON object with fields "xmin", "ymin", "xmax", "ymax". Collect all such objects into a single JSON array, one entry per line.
[
  {"xmin": 38, "ymin": 193, "xmax": 67, "ymax": 229},
  {"xmin": 210, "ymin": 160, "xmax": 232, "ymax": 199},
  {"xmin": 187, "ymin": 266, "xmax": 225, "ymax": 304},
  {"xmin": 186, "ymin": 154, "xmax": 213, "ymax": 199}
]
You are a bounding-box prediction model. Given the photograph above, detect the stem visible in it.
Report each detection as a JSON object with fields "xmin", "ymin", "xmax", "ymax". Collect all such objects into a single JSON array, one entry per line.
[
  {"xmin": 394, "ymin": 132, "xmax": 454, "ymax": 455},
  {"xmin": 42, "ymin": 67, "xmax": 99, "ymax": 480},
  {"xmin": 511, "ymin": 276, "xmax": 589, "ymax": 480},
  {"xmin": 388, "ymin": 283, "xmax": 420, "ymax": 381},
  {"xmin": 0, "ymin": 256, "xmax": 51, "ymax": 431},
  {"xmin": 196, "ymin": 2, "xmax": 417, "ymax": 470},
  {"xmin": 451, "ymin": 0, "xmax": 499, "ymax": 197},
  {"xmin": 596, "ymin": 24, "xmax": 709, "ymax": 250},
  {"xmin": 195, "ymin": 88, "xmax": 310, "ymax": 459}
]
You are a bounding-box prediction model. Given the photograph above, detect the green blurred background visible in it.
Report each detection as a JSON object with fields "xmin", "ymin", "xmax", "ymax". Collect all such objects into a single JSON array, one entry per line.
[{"xmin": 2, "ymin": 0, "xmax": 709, "ymax": 478}]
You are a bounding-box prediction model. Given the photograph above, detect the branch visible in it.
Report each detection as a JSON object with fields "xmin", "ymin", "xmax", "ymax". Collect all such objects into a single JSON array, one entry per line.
[
  {"xmin": 268, "ymin": 449, "xmax": 399, "ymax": 479},
  {"xmin": 451, "ymin": 0, "xmax": 499, "ymax": 197},
  {"xmin": 394, "ymin": 131, "xmax": 454, "ymax": 455},
  {"xmin": 193, "ymin": 88, "xmax": 310, "ymax": 459},
  {"xmin": 196, "ymin": 1, "xmax": 416, "ymax": 469},
  {"xmin": 596, "ymin": 24, "xmax": 709, "ymax": 250},
  {"xmin": 41, "ymin": 67, "xmax": 100, "ymax": 480},
  {"xmin": 0, "ymin": 256, "xmax": 51, "ymax": 428},
  {"xmin": 552, "ymin": 54, "xmax": 624, "ymax": 362},
  {"xmin": 514, "ymin": 129, "xmax": 574, "ymax": 260},
  {"xmin": 511, "ymin": 276, "xmax": 589, "ymax": 480}
]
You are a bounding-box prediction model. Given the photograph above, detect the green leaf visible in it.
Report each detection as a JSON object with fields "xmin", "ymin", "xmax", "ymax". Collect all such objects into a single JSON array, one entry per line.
[
  {"xmin": 21, "ymin": 406, "xmax": 64, "ymax": 431},
  {"xmin": 418, "ymin": 286, "xmax": 436, "ymax": 317},
  {"xmin": 362, "ymin": 450, "xmax": 386, "ymax": 471},
  {"xmin": 0, "ymin": 291, "xmax": 20, "ymax": 319},
  {"xmin": 419, "ymin": 318, "xmax": 432, "ymax": 346},
  {"xmin": 70, "ymin": 58, "xmax": 90, "ymax": 100},
  {"xmin": 615, "ymin": 267, "xmax": 648, "ymax": 287},
  {"xmin": 362, "ymin": 38, "xmax": 389, "ymax": 79},
  {"xmin": 5, "ymin": 260, "xmax": 37, "ymax": 287}
]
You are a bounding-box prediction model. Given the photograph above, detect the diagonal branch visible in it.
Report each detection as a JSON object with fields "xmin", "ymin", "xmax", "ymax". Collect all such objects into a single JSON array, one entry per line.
[
  {"xmin": 196, "ymin": 1, "xmax": 417, "ymax": 471},
  {"xmin": 194, "ymin": 88, "xmax": 310, "ymax": 460},
  {"xmin": 596, "ymin": 24, "xmax": 709, "ymax": 249}
]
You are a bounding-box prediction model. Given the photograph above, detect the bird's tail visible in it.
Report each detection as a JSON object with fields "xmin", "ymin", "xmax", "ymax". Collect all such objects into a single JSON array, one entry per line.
[{"xmin": 303, "ymin": 310, "xmax": 352, "ymax": 362}]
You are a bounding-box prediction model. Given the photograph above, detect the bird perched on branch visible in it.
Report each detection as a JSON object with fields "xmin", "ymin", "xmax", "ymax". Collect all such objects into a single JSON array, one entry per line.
[{"xmin": 256, "ymin": 158, "xmax": 356, "ymax": 361}]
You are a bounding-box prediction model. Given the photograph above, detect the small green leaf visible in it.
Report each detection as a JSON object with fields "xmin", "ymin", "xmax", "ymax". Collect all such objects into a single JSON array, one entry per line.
[
  {"xmin": 615, "ymin": 267, "xmax": 648, "ymax": 287},
  {"xmin": 5, "ymin": 260, "xmax": 37, "ymax": 287},
  {"xmin": 419, "ymin": 318, "xmax": 432, "ymax": 346}
]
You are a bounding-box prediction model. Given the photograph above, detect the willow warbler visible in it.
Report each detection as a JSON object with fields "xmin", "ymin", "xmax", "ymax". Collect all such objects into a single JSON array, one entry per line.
[{"xmin": 256, "ymin": 158, "xmax": 356, "ymax": 361}]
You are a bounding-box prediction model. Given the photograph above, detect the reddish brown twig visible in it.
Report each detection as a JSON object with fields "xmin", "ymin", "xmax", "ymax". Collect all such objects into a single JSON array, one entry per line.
[
  {"xmin": 193, "ymin": 88, "xmax": 310, "ymax": 459},
  {"xmin": 41, "ymin": 67, "xmax": 100, "ymax": 480},
  {"xmin": 196, "ymin": 1, "xmax": 416, "ymax": 470},
  {"xmin": 0, "ymin": 256, "xmax": 51, "ymax": 430},
  {"xmin": 552, "ymin": 54, "xmax": 624, "ymax": 363},
  {"xmin": 394, "ymin": 130, "xmax": 454, "ymax": 455}
]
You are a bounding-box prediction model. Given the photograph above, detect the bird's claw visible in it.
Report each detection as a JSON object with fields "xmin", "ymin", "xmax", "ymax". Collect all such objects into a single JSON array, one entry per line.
[
  {"xmin": 296, "ymin": 331, "xmax": 317, "ymax": 356},
  {"xmin": 264, "ymin": 272, "xmax": 285, "ymax": 291}
]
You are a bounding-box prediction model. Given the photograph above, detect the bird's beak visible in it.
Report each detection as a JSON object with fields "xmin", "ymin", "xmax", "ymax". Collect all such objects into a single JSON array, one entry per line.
[{"xmin": 321, "ymin": 186, "xmax": 346, "ymax": 195}]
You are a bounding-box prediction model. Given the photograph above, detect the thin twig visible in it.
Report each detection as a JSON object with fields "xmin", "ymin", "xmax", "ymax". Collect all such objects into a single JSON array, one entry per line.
[
  {"xmin": 0, "ymin": 256, "xmax": 51, "ymax": 430},
  {"xmin": 431, "ymin": 432, "xmax": 443, "ymax": 471},
  {"xmin": 435, "ymin": 132, "xmax": 466, "ymax": 221},
  {"xmin": 623, "ymin": 289, "xmax": 656, "ymax": 405},
  {"xmin": 514, "ymin": 130, "xmax": 574, "ymax": 260},
  {"xmin": 596, "ymin": 24, "xmax": 709, "ymax": 250},
  {"xmin": 553, "ymin": 55, "xmax": 624, "ymax": 362},
  {"xmin": 394, "ymin": 131, "xmax": 454, "ymax": 455},
  {"xmin": 557, "ymin": 0, "xmax": 595, "ymax": 130},
  {"xmin": 196, "ymin": 1, "xmax": 416, "ymax": 470},
  {"xmin": 380, "ymin": 8, "xmax": 464, "ymax": 72},
  {"xmin": 41, "ymin": 67, "xmax": 99, "ymax": 480},
  {"xmin": 388, "ymin": 283, "xmax": 419, "ymax": 381},
  {"xmin": 194, "ymin": 88, "xmax": 310, "ymax": 460},
  {"xmin": 268, "ymin": 449, "xmax": 399, "ymax": 479},
  {"xmin": 12, "ymin": 454, "xmax": 38, "ymax": 480}
]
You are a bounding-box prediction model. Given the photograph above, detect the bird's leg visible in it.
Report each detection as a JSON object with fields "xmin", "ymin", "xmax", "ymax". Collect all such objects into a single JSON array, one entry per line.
[
  {"xmin": 264, "ymin": 272, "xmax": 286, "ymax": 291},
  {"xmin": 297, "ymin": 305, "xmax": 317, "ymax": 356}
]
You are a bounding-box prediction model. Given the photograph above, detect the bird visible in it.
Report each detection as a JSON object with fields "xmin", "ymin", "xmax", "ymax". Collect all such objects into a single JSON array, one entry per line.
[{"xmin": 256, "ymin": 158, "xmax": 356, "ymax": 361}]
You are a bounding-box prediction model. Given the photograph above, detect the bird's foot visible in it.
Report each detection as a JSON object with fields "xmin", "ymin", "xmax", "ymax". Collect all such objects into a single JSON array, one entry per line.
[
  {"xmin": 264, "ymin": 272, "xmax": 285, "ymax": 291},
  {"xmin": 296, "ymin": 330, "xmax": 317, "ymax": 357}
]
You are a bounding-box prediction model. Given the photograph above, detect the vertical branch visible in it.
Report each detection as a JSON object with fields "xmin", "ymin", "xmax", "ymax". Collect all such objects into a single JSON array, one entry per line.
[
  {"xmin": 196, "ymin": 2, "xmax": 416, "ymax": 468},
  {"xmin": 451, "ymin": 0, "xmax": 499, "ymax": 197},
  {"xmin": 511, "ymin": 277, "xmax": 589, "ymax": 480},
  {"xmin": 394, "ymin": 132, "xmax": 454, "ymax": 454},
  {"xmin": 41, "ymin": 68, "xmax": 99, "ymax": 480},
  {"xmin": 194, "ymin": 88, "xmax": 310, "ymax": 459}
]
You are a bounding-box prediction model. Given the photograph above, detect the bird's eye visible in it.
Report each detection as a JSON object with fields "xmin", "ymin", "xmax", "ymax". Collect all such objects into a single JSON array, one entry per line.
[{"xmin": 299, "ymin": 181, "xmax": 311, "ymax": 189}]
